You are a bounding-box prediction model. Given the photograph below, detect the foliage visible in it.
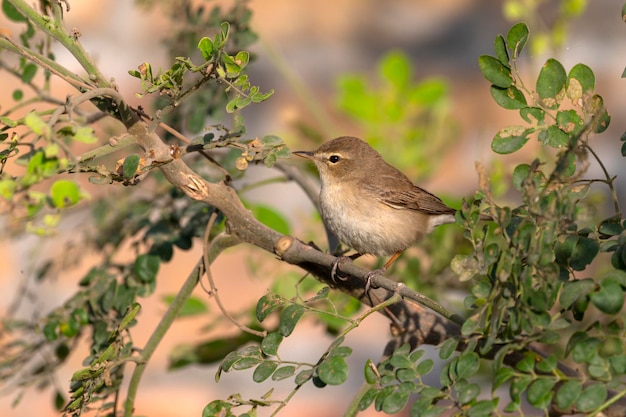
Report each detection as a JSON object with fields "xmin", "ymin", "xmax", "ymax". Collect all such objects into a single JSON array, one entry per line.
[{"xmin": 1, "ymin": 1, "xmax": 625, "ymax": 417}]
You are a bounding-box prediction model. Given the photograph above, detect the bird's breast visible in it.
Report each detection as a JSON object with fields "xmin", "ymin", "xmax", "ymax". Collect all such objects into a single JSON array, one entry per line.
[{"xmin": 319, "ymin": 184, "xmax": 429, "ymax": 256}]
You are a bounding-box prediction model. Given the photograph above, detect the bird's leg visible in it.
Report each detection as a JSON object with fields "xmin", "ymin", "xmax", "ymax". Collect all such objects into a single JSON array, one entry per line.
[
  {"xmin": 331, "ymin": 253, "xmax": 363, "ymax": 282},
  {"xmin": 364, "ymin": 250, "xmax": 403, "ymax": 293}
]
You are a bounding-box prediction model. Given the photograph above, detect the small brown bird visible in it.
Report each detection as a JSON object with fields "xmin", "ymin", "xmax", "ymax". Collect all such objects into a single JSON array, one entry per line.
[{"xmin": 293, "ymin": 136, "xmax": 458, "ymax": 278}]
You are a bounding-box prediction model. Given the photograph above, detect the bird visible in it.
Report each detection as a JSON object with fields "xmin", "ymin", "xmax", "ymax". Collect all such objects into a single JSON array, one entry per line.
[{"xmin": 293, "ymin": 136, "xmax": 462, "ymax": 283}]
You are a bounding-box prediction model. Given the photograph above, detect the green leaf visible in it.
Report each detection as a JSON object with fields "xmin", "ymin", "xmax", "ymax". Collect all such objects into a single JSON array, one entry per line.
[
  {"xmin": 134, "ymin": 254, "xmax": 160, "ymax": 284},
  {"xmin": 490, "ymin": 86, "xmax": 527, "ymax": 109},
  {"xmin": 358, "ymin": 388, "xmax": 378, "ymax": 411},
  {"xmin": 567, "ymin": 63, "xmax": 595, "ymax": 101},
  {"xmin": 24, "ymin": 112, "xmax": 51, "ymax": 139},
  {"xmin": 162, "ymin": 295, "xmax": 208, "ymax": 317},
  {"xmin": 416, "ymin": 359, "xmax": 434, "ymax": 376},
  {"xmin": 491, "ymin": 126, "xmax": 532, "ymax": 154},
  {"xmin": 555, "ymin": 379, "xmax": 582, "ymax": 410},
  {"xmin": 467, "ymin": 399, "xmax": 497, "ymax": 417},
  {"xmin": 295, "ymin": 369, "xmax": 313, "ymax": 385},
  {"xmin": 379, "ymin": 51, "xmax": 411, "ymax": 89},
  {"xmin": 512, "ymin": 164, "xmax": 530, "ymax": 191},
  {"xmin": 21, "ymin": 63, "xmax": 37, "ymax": 84},
  {"xmin": 506, "ymin": 22, "xmax": 529, "ymax": 56},
  {"xmin": 570, "ymin": 237, "xmax": 599, "ymax": 271},
  {"xmin": 559, "ymin": 278, "xmax": 594, "ymax": 309},
  {"xmin": 390, "ymin": 354, "xmax": 412, "ymax": 369},
  {"xmin": 202, "ymin": 400, "xmax": 233, "ymax": 417},
  {"xmin": 317, "ymin": 356, "xmax": 348, "ymax": 385},
  {"xmin": 493, "ymin": 367, "xmax": 515, "ymax": 390},
  {"xmin": 591, "ymin": 278, "xmax": 624, "ymax": 314},
  {"xmin": 536, "ymin": 59, "xmax": 567, "ymax": 104},
  {"xmin": 478, "ymin": 55, "xmax": 513, "ymax": 88},
  {"xmin": 248, "ymin": 204, "xmax": 291, "ymax": 235},
  {"xmin": 364, "ymin": 359, "xmax": 379, "ymax": 384},
  {"xmin": 382, "ymin": 390, "xmax": 409, "ymax": 414},
  {"xmin": 494, "ymin": 35, "xmax": 509, "ymax": 65},
  {"xmin": 576, "ymin": 383, "xmax": 607, "ymax": 413},
  {"xmin": 122, "ymin": 154, "xmax": 141, "ymax": 179},
  {"xmin": 0, "ymin": 179, "xmax": 17, "ymax": 200},
  {"xmin": 256, "ymin": 292, "xmax": 283, "ymax": 322},
  {"xmin": 261, "ymin": 331, "xmax": 283, "ymax": 356},
  {"xmin": 72, "ymin": 127, "xmax": 98, "ymax": 144},
  {"xmin": 526, "ymin": 378, "xmax": 556, "ymax": 409},
  {"xmin": 2, "ymin": 0, "xmax": 27, "ymax": 22},
  {"xmin": 12, "ymin": 90, "xmax": 23, "ymax": 102},
  {"xmin": 50, "ymin": 180, "xmax": 81, "ymax": 208},
  {"xmin": 198, "ymin": 37, "xmax": 214, "ymax": 61},
  {"xmin": 456, "ymin": 352, "xmax": 480, "ymax": 379},
  {"xmin": 278, "ymin": 304, "xmax": 304, "ymax": 337},
  {"xmin": 520, "ymin": 107, "xmax": 545, "ymax": 124},
  {"xmin": 458, "ymin": 383, "xmax": 480, "ymax": 405},
  {"xmin": 253, "ymin": 361, "xmax": 278, "ymax": 383},
  {"xmin": 538, "ymin": 125, "xmax": 569, "ymax": 148}
]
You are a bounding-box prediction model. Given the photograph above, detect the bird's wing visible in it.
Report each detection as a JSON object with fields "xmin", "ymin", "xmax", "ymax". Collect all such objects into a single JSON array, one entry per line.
[{"xmin": 378, "ymin": 186, "xmax": 456, "ymax": 215}]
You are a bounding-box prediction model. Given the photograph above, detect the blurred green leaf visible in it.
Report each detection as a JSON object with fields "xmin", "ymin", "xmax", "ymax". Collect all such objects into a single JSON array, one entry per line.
[
  {"xmin": 162, "ymin": 295, "xmax": 208, "ymax": 317},
  {"xmin": 50, "ymin": 180, "xmax": 81, "ymax": 208},
  {"xmin": 252, "ymin": 361, "xmax": 278, "ymax": 383},
  {"xmin": 318, "ymin": 356, "xmax": 348, "ymax": 385},
  {"xmin": 478, "ymin": 55, "xmax": 513, "ymax": 88},
  {"xmin": 134, "ymin": 254, "xmax": 160, "ymax": 284}
]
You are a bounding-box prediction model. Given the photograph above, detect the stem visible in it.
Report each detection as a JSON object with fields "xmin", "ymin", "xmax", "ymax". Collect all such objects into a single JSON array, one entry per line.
[
  {"xmin": 343, "ymin": 381, "xmax": 371, "ymax": 417},
  {"xmin": 8, "ymin": 0, "xmax": 109, "ymax": 86},
  {"xmin": 584, "ymin": 143, "xmax": 621, "ymax": 216},
  {"xmin": 122, "ymin": 259, "xmax": 203, "ymax": 417}
]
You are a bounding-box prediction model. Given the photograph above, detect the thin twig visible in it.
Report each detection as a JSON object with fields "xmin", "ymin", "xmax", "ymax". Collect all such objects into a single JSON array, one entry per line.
[{"xmin": 201, "ymin": 211, "xmax": 264, "ymax": 337}]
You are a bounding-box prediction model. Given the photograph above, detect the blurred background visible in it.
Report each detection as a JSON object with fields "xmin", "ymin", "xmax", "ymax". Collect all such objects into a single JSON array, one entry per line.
[{"xmin": 0, "ymin": 1, "xmax": 624, "ymax": 416}]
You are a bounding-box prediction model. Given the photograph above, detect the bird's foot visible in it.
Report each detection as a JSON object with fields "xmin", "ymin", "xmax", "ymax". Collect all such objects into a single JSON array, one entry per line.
[
  {"xmin": 330, "ymin": 256, "xmax": 352, "ymax": 282},
  {"xmin": 363, "ymin": 267, "xmax": 386, "ymax": 293}
]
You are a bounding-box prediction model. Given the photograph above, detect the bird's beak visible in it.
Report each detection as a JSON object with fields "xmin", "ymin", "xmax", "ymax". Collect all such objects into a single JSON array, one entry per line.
[{"xmin": 292, "ymin": 150, "xmax": 315, "ymax": 160}]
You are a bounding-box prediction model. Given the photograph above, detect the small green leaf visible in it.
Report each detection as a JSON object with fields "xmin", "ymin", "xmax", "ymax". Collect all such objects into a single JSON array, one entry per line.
[
  {"xmin": 379, "ymin": 51, "xmax": 411, "ymax": 89},
  {"xmin": 0, "ymin": 179, "xmax": 17, "ymax": 200},
  {"xmin": 526, "ymin": 378, "xmax": 557, "ymax": 409},
  {"xmin": 490, "ymin": 86, "xmax": 527, "ymax": 109},
  {"xmin": 506, "ymin": 22, "xmax": 529, "ymax": 56},
  {"xmin": 21, "ymin": 63, "xmax": 37, "ymax": 83},
  {"xmin": 538, "ymin": 125, "xmax": 569, "ymax": 148},
  {"xmin": 478, "ymin": 55, "xmax": 513, "ymax": 88},
  {"xmin": 358, "ymin": 388, "xmax": 378, "ymax": 411},
  {"xmin": 512, "ymin": 164, "xmax": 530, "ymax": 191},
  {"xmin": 491, "ymin": 126, "xmax": 532, "ymax": 154},
  {"xmin": 202, "ymin": 400, "xmax": 232, "ymax": 417},
  {"xmin": 278, "ymin": 304, "xmax": 304, "ymax": 337},
  {"xmin": 576, "ymin": 383, "xmax": 607, "ymax": 413},
  {"xmin": 494, "ymin": 35, "xmax": 509, "ymax": 65},
  {"xmin": 295, "ymin": 369, "xmax": 313, "ymax": 385},
  {"xmin": 364, "ymin": 359, "xmax": 379, "ymax": 384},
  {"xmin": 12, "ymin": 89, "xmax": 23, "ymax": 101},
  {"xmin": 256, "ymin": 292, "xmax": 283, "ymax": 322},
  {"xmin": 2, "ymin": 0, "xmax": 27, "ymax": 22},
  {"xmin": 520, "ymin": 107, "xmax": 545, "ymax": 124},
  {"xmin": 134, "ymin": 254, "xmax": 160, "ymax": 284},
  {"xmin": 198, "ymin": 37, "xmax": 214, "ymax": 61},
  {"xmin": 72, "ymin": 127, "xmax": 98, "ymax": 144},
  {"xmin": 467, "ymin": 399, "xmax": 497, "ymax": 417},
  {"xmin": 253, "ymin": 361, "xmax": 278, "ymax": 383},
  {"xmin": 318, "ymin": 356, "xmax": 348, "ymax": 385},
  {"xmin": 567, "ymin": 63, "xmax": 595, "ymax": 100},
  {"xmin": 555, "ymin": 379, "xmax": 582, "ymax": 410},
  {"xmin": 570, "ymin": 237, "xmax": 599, "ymax": 271},
  {"xmin": 248, "ymin": 204, "xmax": 291, "ymax": 235},
  {"xmin": 261, "ymin": 331, "xmax": 283, "ymax": 356},
  {"xmin": 456, "ymin": 352, "xmax": 480, "ymax": 379},
  {"xmin": 559, "ymin": 278, "xmax": 594, "ymax": 309},
  {"xmin": 382, "ymin": 391, "xmax": 409, "ymax": 414},
  {"xmin": 458, "ymin": 383, "xmax": 480, "ymax": 405},
  {"xmin": 50, "ymin": 180, "xmax": 81, "ymax": 208},
  {"xmin": 416, "ymin": 359, "xmax": 434, "ymax": 376},
  {"xmin": 24, "ymin": 112, "xmax": 51, "ymax": 139},
  {"xmin": 162, "ymin": 295, "xmax": 208, "ymax": 317},
  {"xmin": 591, "ymin": 278, "xmax": 624, "ymax": 314},
  {"xmin": 493, "ymin": 367, "xmax": 515, "ymax": 390},
  {"xmin": 122, "ymin": 154, "xmax": 141, "ymax": 179},
  {"xmin": 537, "ymin": 58, "xmax": 567, "ymax": 103}
]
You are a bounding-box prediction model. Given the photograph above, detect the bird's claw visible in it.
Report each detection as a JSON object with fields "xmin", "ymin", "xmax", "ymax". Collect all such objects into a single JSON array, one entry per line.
[
  {"xmin": 330, "ymin": 256, "xmax": 352, "ymax": 282},
  {"xmin": 363, "ymin": 268, "xmax": 386, "ymax": 293}
]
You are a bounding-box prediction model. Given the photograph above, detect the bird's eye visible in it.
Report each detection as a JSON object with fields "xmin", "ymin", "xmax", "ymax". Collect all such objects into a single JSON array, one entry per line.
[{"xmin": 329, "ymin": 155, "xmax": 341, "ymax": 163}]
